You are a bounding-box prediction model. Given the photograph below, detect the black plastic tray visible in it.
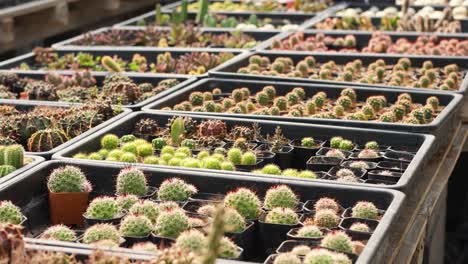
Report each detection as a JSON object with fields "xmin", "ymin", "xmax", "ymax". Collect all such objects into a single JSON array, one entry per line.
[
  {"xmin": 4, "ymin": 71, "xmax": 195, "ymax": 110},
  {"xmin": 114, "ymin": 9, "xmax": 315, "ymax": 29},
  {"xmin": 52, "ymin": 26, "xmax": 282, "ymax": 51},
  {"xmin": 0, "ymin": 155, "xmax": 43, "ymax": 188},
  {"xmin": 0, "ymin": 99, "xmax": 131, "ymax": 159},
  {"xmin": 142, "ymin": 77, "xmax": 463, "ymax": 137},
  {"xmin": 257, "ymin": 29, "xmax": 468, "ymax": 59},
  {"xmin": 0, "ymin": 48, "xmax": 245, "ymax": 78},
  {"xmin": 52, "ymin": 112, "xmax": 435, "ymax": 191},
  {"xmin": 210, "ymin": 50, "xmax": 468, "ymax": 94},
  {"xmin": 1, "ymin": 159, "xmax": 405, "ymax": 263}
]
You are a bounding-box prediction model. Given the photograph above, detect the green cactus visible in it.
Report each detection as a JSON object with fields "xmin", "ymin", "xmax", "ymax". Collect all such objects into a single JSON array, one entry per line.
[
  {"xmin": 27, "ymin": 129, "xmax": 69, "ymax": 152},
  {"xmin": 273, "ymin": 253, "xmax": 302, "ymax": 264},
  {"xmin": 101, "ymin": 56, "xmax": 122, "ymax": 72},
  {"xmin": 175, "ymin": 229, "xmax": 206, "ymax": 254},
  {"xmin": 120, "ymin": 134, "xmax": 136, "ymax": 144},
  {"xmin": 85, "ymin": 197, "xmax": 121, "ymax": 220},
  {"xmin": 301, "ymin": 137, "xmax": 315, "ymax": 148},
  {"xmin": 303, "ymin": 249, "xmax": 335, "ymax": 264},
  {"xmin": 171, "ymin": 117, "xmax": 185, "ymax": 146},
  {"xmin": 314, "ymin": 197, "xmax": 339, "ymax": 213},
  {"xmin": 224, "ymin": 188, "xmax": 261, "ymax": 220},
  {"xmin": 0, "ymin": 165, "xmax": 15, "ymax": 177},
  {"xmin": 120, "ymin": 152, "xmax": 137, "ymax": 163},
  {"xmin": 3, "ymin": 145, "xmax": 24, "ymax": 169},
  {"xmin": 154, "ymin": 209, "xmax": 190, "ymax": 238},
  {"xmin": 219, "ymin": 237, "xmax": 241, "ymax": 259},
  {"xmin": 264, "ymin": 185, "xmax": 299, "ymax": 210},
  {"xmin": 241, "ymin": 152, "xmax": 257, "ymax": 165},
  {"xmin": 129, "ymin": 200, "xmax": 160, "ymax": 223},
  {"xmin": 351, "ymin": 201, "xmax": 379, "ymax": 220},
  {"xmin": 227, "ymin": 148, "xmax": 242, "ymax": 165},
  {"xmin": 261, "ymin": 164, "xmax": 282, "ymax": 175},
  {"xmin": 157, "ymin": 178, "xmax": 197, "ymax": 202},
  {"xmin": 330, "ymin": 137, "xmax": 343, "ymax": 149},
  {"xmin": 265, "ymin": 207, "xmax": 299, "ymax": 225},
  {"xmin": 116, "ymin": 194, "xmax": 139, "ymax": 211},
  {"xmin": 0, "ymin": 201, "xmax": 23, "ymax": 224},
  {"xmin": 320, "ymin": 231, "xmax": 353, "ymax": 253},
  {"xmin": 224, "ymin": 208, "xmax": 246, "ymax": 233},
  {"xmin": 101, "ymin": 134, "xmax": 119, "ymax": 150},
  {"xmin": 116, "ymin": 167, "xmax": 148, "ymax": 196},
  {"xmin": 152, "ymin": 137, "xmax": 167, "ymax": 150},
  {"xmin": 82, "ymin": 224, "xmax": 121, "ymax": 244},
  {"xmin": 40, "ymin": 225, "xmax": 77, "ymax": 242},
  {"xmin": 314, "ymin": 209, "xmax": 340, "ymax": 228},
  {"xmin": 47, "ymin": 166, "xmax": 90, "ymax": 193},
  {"xmin": 297, "ymin": 225, "xmax": 323, "ymax": 238},
  {"xmin": 349, "ymin": 222, "xmax": 371, "ymax": 233},
  {"xmin": 119, "ymin": 214, "xmax": 153, "ymax": 237}
]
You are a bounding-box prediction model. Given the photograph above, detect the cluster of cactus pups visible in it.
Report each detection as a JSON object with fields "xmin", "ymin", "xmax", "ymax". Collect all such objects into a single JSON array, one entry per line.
[
  {"xmin": 27, "ymin": 48, "xmax": 234, "ymax": 75},
  {"xmin": 169, "ymin": 85, "xmax": 442, "ymax": 124},
  {"xmin": 0, "ymin": 100, "xmax": 117, "ymax": 152},
  {"xmin": 0, "ymin": 71, "xmax": 180, "ymax": 105},
  {"xmin": 0, "ymin": 144, "xmax": 25, "ymax": 177},
  {"xmin": 75, "ymin": 26, "xmax": 258, "ymax": 49},
  {"xmin": 237, "ymin": 55, "xmax": 463, "ymax": 91},
  {"xmin": 271, "ymin": 31, "xmax": 468, "ymax": 56}
]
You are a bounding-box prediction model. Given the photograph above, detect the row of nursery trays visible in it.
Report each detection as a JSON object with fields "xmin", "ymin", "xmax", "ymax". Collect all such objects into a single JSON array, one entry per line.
[
  {"xmin": 0, "ymin": 160, "xmax": 404, "ymax": 263},
  {"xmin": 116, "ymin": 1, "xmax": 467, "ymax": 32}
]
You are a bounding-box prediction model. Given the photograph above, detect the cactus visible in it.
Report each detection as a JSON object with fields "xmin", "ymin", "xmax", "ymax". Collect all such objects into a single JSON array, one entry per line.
[
  {"xmin": 226, "ymin": 148, "xmax": 241, "ymax": 165},
  {"xmin": 297, "ymin": 225, "xmax": 323, "ymax": 238},
  {"xmin": 291, "ymin": 245, "xmax": 312, "ymax": 256},
  {"xmin": 224, "ymin": 208, "xmax": 246, "ymax": 233},
  {"xmin": 27, "ymin": 129, "xmax": 69, "ymax": 152},
  {"xmin": 175, "ymin": 229, "xmax": 206, "ymax": 254},
  {"xmin": 301, "ymin": 137, "xmax": 316, "ymax": 148},
  {"xmin": 314, "ymin": 198, "xmax": 340, "ymax": 213},
  {"xmin": 132, "ymin": 242, "xmax": 159, "ymax": 252},
  {"xmin": 82, "ymin": 224, "xmax": 121, "ymax": 244},
  {"xmin": 298, "ymin": 170, "xmax": 317, "ymax": 179},
  {"xmin": 320, "ymin": 231, "xmax": 353, "ymax": 253},
  {"xmin": 101, "ymin": 56, "xmax": 122, "ymax": 72},
  {"xmin": 157, "ymin": 178, "xmax": 197, "ymax": 202},
  {"xmin": 85, "ymin": 197, "xmax": 120, "ymax": 220},
  {"xmin": 325, "ymin": 149, "xmax": 345, "ymax": 159},
  {"xmin": 129, "ymin": 200, "xmax": 160, "ymax": 223},
  {"xmin": 241, "ymin": 152, "xmax": 257, "ymax": 165},
  {"xmin": 330, "ymin": 137, "xmax": 343, "ymax": 149},
  {"xmin": 120, "ymin": 152, "xmax": 137, "ymax": 163},
  {"xmin": 358, "ymin": 149, "xmax": 379, "ymax": 159},
  {"xmin": 0, "ymin": 165, "xmax": 15, "ymax": 177},
  {"xmin": 273, "ymin": 253, "xmax": 302, "ymax": 264},
  {"xmin": 349, "ymin": 222, "xmax": 370, "ymax": 233},
  {"xmin": 256, "ymin": 92, "xmax": 270, "ymax": 106},
  {"xmin": 116, "ymin": 167, "xmax": 148, "ymax": 196},
  {"xmin": 116, "ymin": 194, "xmax": 139, "ymax": 211},
  {"xmin": 119, "ymin": 214, "xmax": 153, "ymax": 237},
  {"xmin": 338, "ymin": 140, "xmax": 353, "ymax": 151},
  {"xmin": 154, "ymin": 209, "xmax": 190, "ymax": 238},
  {"xmin": 274, "ymin": 96, "xmax": 288, "ymax": 111},
  {"xmin": 261, "ymin": 164, "xmax": 282, "ymax": 175},
  {"xmin": 0, "ymin": 201, "xmax": 23, "ymax": 224},
  {"xmin": 314, "ymin": 209, "xmax": 340, "ymax": 228},
  {"xmin": 224, "ymin": 188, "xmax": 261, "ymax": 220},
  {"xmin": 3, "ymin": 145, "xmax": 24, "ymax": 169},
  {"xmin": 196, "ymin": 0, "xmax": 209, "ymax": 24},
  {"xmin": 265, "ymin": 207, "xmax": 299, "ymax": 225},
  {"xmin": 336, "ymin": 168, "xmax": 355, "ymax": 178},
  {"xmin": 100, "ymin": 134, "xmax": 119, "ymax": 150},
  {"xmin": 351, "ymin": 201, "xmax": 379, "ymax": 220},
  {"xmin": 41, "ymin": 225, "xmax": 77, "ymax": 242},
  {"xmin": 304, "ymin": 249, "xmax": 335, "ymax": 264},
  {"xmin": 264, "ymin": 185, "xmax": 299, "ymax": 210},
  {"xmin": 47, "ymin": 165, "xmax": 90, "ymax": 193},
  {"xmin": 202, "ymin": 157, "xmax": 222, "ymax": 170},
  {"xmin": 151, "ymin": 137, "xmax": 167, "ymax": 150}
]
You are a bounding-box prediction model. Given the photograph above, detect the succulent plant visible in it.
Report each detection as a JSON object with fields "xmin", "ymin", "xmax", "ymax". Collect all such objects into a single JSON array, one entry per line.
[
  {"xmin": 116, "ymin": 194, "xmax": 139, "ymax": 211},
  {"xmin": 320, "ymin": 231, "xmax": 354, "ymax": 253},
  {"xmin": 129, "ymin": 200, "xmax": 160, "ymax": 223},
  {"xmin": 47, "ymin": 166, "xmax": 91, "ymax": 193},
  {"xmin": 40, "ymin": 225, "xmax": 77, "ymax": 242},
  {"xmin": 27, "ymin": 129, "xmax": 69, "ymax": 152},
  {"xmin": 314, "ymin": 209, "xmax": 340, "ymax": 228},
  {"xmin": 3, "ymin": 145, "xmax": 24, "ymax": 169},
  {"xmin": 349, "ymin": 222, "xmax": 371, "ymax": 233},
  {"xmin": 157, "ymin": 178, "xmax": 197, "ymax": 202},
  {"xmin": 273, "ymin": 253, "xmax": 302, "ymax": 264},
  {"xmin": 261, "ymin": 164, "xmax": 282, "ymax": 175},
  {"xmin": 224, "ymin": 188, "xmax": 261, "ymax": 220},
  {"xmin": 132, "ymin": 242, "xmax": 159, "ymax": 252},
  {"xmin": 264, "ymin": 207, "xmax": 299, "ymax": 225},
  {"xmin": 219, "ymin": 237, "xmax": 241, "ymax": 259},
  {"xmin": 0, "ymin": 165, "xmax": 16, "ymax": 177},
  {"xmin": 314, "ymin": 198, "xmax": 340, "ymax": 213},
  {"xmin": 82, "ymin": 224, "xmax": 121, "ymax": 244},
  {"xmin": 115, "ymin": 167, "xmax": 148, "ymax": 196},
  {"xmin": 263, "ymin": 185, "xmax": 299, "ymax": 210},
  {"xmin": 351, "ymin": 201, "xmax": 379, "ymax": 220},
  {"xmin": 119, "ymin": 214, "xmax": 153, "ymax": 237},
  {"xmin": 303, "ymin": 248, "xmax": 336, "ymax": 264},
  {"xmin": 175, "ymin": 229, "xmax": 206, "ymax": 254},
  {"xmin": 297, "ymin": 225, "xmax": 323, "ymax": 238},
  {"xmin": 85, "ymin": 197, "xmax": 121, "ymax": 220},
  {"xmin": 154, "ymin": 209, "xmax": 190, "ymax": 238},
  {"xmin": 0, "ymin": 201, "xmax": 23, "ymax": 224}
]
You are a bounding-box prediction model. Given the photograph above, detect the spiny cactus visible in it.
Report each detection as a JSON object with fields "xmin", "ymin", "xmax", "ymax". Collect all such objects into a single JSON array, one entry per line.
[
  {"xmin": 0, "ymin": 201, "xmax": 23, "ymax": 224},
  {"xmin": 0, "ymin": 165, "xmax": 16, "ymax": 177},
  {"xmin": 3, "ymin": 145, "xmax": 24, "ymax": 169},
  {"xmin": 129, "ymin": 200, "xmax": 160, "ymax": 223},
  {"xmin": 85, "ymin": 196, "xmax": 121, "ymax": 220},
  {"xmin": 224, "ymin": 188, "xmax": 261, "ymax": 220},
  {"xmin": 82, "ymin": 224, "xmax": 121, "ymax": 244},
  {"xmin": 224, "ymin": 207, "xmax": 247, "ymax": 233},
  {"xmin": 116, "ymin": 194, "xmax": 139, "ymax": 211},
  {"xmin": 219, "ymin": 237, "xmax": 241, "ymax": 259},
  {"xmin": 154, "ymin": 209, "xmax": 190, "ymax": 238},
  {"xmin": 349, "ymin": 222, "xmax": 371, "ymax": 233},
  {"xmin": 320, "ymin": 231, "xmax": 354, "ymax": 253},
  {"xmin": 351, "ymin": 201, "xmax": 379, "ymax": 220},
  {"xmin": 273, "ymin": 253, "xmax": 302, "ymax": 264},
  {"xmin": 264, "ymin": 207, "xmax": 299, "ymax": 225},
  {"xmin": 263, "ymin": 185, "xmax": 299, "ymax": 210},
  {"xmin": 119, "ymin": 214, "xmax": 153, "ymax": 237},
  {"xmin": 297, "ymin": 225, "xmax": 323, "ymax": 238},
  {"xmin": 101, "ymin": 134, "xmax": 119, "ymax": 150},
  {"xmin": 291, "ymin": 245, "xmax": 312, "ymax": 256},
  {"xmin": 101, "ymin": 56, "xmax": 122, "ymax": 72},
  {"xmin": 157, "ymin": 178, "xmax": 197, "ymax": 202},
  {"xmin": 40, "ymin": 225, "xmax": 77, "ymax": 242},
  {"xmin": 304, "ymin": 248, "xmax": 336, "ymax": 264},
  {"xmin": 261, "ymin": 164, "xmax": 282, "ymax": 175},
  {"xmin": 314, "ymin": 197, "xmax": 340, "ymax": 213},
  {"xmin": 175, "ymin": 229, "xmax": 206, "ymax": 254},
  {"xmin": 47, "ymin": 165, "xmax": 91, "ymax": 193},
  {"xmin": 132, "ymin": 242, "xmax": 159, "ymax": 252},
  {"xmin": 115, "ymin": 167, "xmax": 148, "ymax": 196},
  {"xmin": 27, "ymin": 129, "xmax": 69, "ymax": 152},
  {"xmin": 314, "ymin": 209, "xmax": 340, "ymax": 228}
]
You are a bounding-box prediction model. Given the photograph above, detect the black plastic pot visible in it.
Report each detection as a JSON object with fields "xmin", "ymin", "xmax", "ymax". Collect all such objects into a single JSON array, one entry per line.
[
  {"xmin": 302, "ymin": 199, "xmax": 346, "ymax": 215},
  {"xmin": 182, "ymin": 200, "xmax": 222, "ymax": 215},
  {"xmin": 349, "ymin": 151, "xmax": 383, "ymax": 163},
  {"xmin": 0, "ymin": 48, "xmax": 242, "ymax": 78},
  {"xmin": 0, "ymin": 99, "xmax": 130, "ymax": 159},
  {"xmin": 209, "ymin": 51, "xmax": 468, "ymax": 94},
  {"xmin": 290, "ymin": 139, "xmax": 325, "ymax": 170},
  {"xmin": 226, "ymin": 220, "xmax": 256, "ymax": 260},
  {"xmin": 256, "ymin": 144, "xmax": 294, "ymax": 169},
  {"xmin": 150, "ymin": 233, "xmax": 175, "ymax": 248},
  {"xmin": 1, "ymin": 160, "xmax": 404, "ymax": 263},
  {"xmin": 384, "ymin": 150, "xmax": 414, "ymax": 163},
  {"xmin": 340, "ymin": 217, "xmax": 379, "ymax": 241},
  {"xmin": 83, "ymin": 213, "xmax": 125, "ymax": 227},
  {"xmin": 342, "ymin": 207, "xmax": 385, "ymax": 222},
  {"xmin": 367, "ymin": 170, "xmax": 402, "ymax": 183},
  {"xmin": 235, "ymin": 159, "xmax": 264, "ymax": 172},
  {"xmin": 122, "ymin": 235, "xmax": 152, "ymax": 247},
  {"xmin": 341, "ymin": 160, "xmax": 378, "ymax": 170},
  {"xmin": 52, "ymin": 112, "xmax": 434, "ymax": 191},
  {"xmin": 307, "ymin": 156, "xmax": 343, "ymax": 172},
  {"xmin": 0, "ymin": 155, "xmax": 44, "ymax": 188},
  {"xmin": 258, "ymin": 214, "xmax": 301, "ymax": 259},
  {"xmin": 142, "ymin": 77, "xmax": 464, "ymax": 138},
  {"xmin": 377, "ymin": 161, "xmax": 408, "ymax": 172},
  {"xmin": 52, "ymin": 26, "xmax": 281, "ymax": 51}
]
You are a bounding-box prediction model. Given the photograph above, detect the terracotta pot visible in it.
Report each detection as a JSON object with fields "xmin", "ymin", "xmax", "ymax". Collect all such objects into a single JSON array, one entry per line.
[{"xmin": 49, "ymin": 191, "xmax": 89, "ymax": 227}]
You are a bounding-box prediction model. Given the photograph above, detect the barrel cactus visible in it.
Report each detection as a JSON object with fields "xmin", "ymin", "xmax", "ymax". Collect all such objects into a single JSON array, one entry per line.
[
  {"xmin": 119, "ymin": 214, "xmax": 153, "ymax": 237},
  {"xmin": 116, "ymin": 195, "xmax": 139, "ymax": 211},
  {"xmin": 273, "ymin": 253, "xmax": 302, "ymax": 264},
  {"xmin": 115, "ymin": 167, "xmax": 148, "ymax": 196},
  {"xmin": 47, "ymin": 166, "xmax": 91, "ymax": 193},
  {"xmin": 27, "ymin": 129, "xmax": 69, "ymax": 152},
  {"xmin": 129, "ymin": 200, "xmax": 160, "ymax": 223},
  {"xmin": 296, "ymin": 225, "xmax": 323, "ymax": 238},
  {"xmin": 3, "ymin": 144, "xmax": 24, "ymax": 169},
  {"xmin": 314, "ymin": 197, "xmax": 340, "ymax": 213},
  {"xmin": 314, "ymin": 209, "xmax": 340, "ymax": 228},
  {"xmin": 224, "ymin": 208, "xmax": 247, "ymax": 233},
  {"xmin": 320, "ymin": 231, "xmax": 354, "ymax": 253},
  {"xmin": 0, "ymin": 165, "xmax": 16, "ymax": 177},
  {"xmin": 263, "ymin": 185, "xmax": 299, "ymax": 210},
  {"xmin": 224, "ymin": 188, "xmax": 261, "ymax": 220},
  {"xmin": 351, "ymin": 201, "xmax": 379, "ymax": 220}
]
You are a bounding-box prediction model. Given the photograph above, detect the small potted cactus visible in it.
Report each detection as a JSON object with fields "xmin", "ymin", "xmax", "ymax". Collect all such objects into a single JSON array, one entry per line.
[
  {"xmin": 39, "ymin": 225, "xmax": 77, "ymax": 242},
  {"xmin": 258, "ymin": 207, "xmax": 301, "ymax": 258},
  {"xmin": 151, "ymin": 208, "xmax": 190, "ymax": 245},
  {"xmin": 263, "ymin": 185, "xmax": 301, "ymax": 212},
  {"xmin": 155, "ymin": 178, "xmax": 198, "ymax": 203},
  {"xmin": 81, "ymin": 223, "xmax": 123, "ymax": 245},
  {"xmin": 83, "ymin": 196, "xmax": 124, "ymax": 226},
  {"xmin": 306, "ymin": 155, "xmax": 343, "ymax": 172},
  {"xmin": 257, "ymin": 127, "xmax": 293, "ymax": 169},
  {"xmin": 287, "ymin": 224, "xmax": 327, "ymax": 241},
  {"xmin": 223, "ymin": 188, "xmax": 262, "ymax": 221},
  {"xmin": 340, "ymin": 218, "xmax": 377, "ymax": 241},
  {"xmin": 275, "ymin": 240, "xmax": 317, "ymax": 255},
  {"xmin": 291, "ymin": 137, "xmax": 325, "ymax": 169},
  {"xmin": 47, "ymin": 166, "xmax": 92, "ymax": 226},
  {"xmin": 344, "ymin": 201, "xmax": 382, "ymax": 221},
  {"xmin": 0, "ymin": 200, "xmax": 26, "ymax": 225},
  {"xmin": 115, "ymin": 167, "xmax": 156, "ymax": 198},
  {"xmin": 119, "ymin": 214, "xmax": 153, "ymax": 246}
]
